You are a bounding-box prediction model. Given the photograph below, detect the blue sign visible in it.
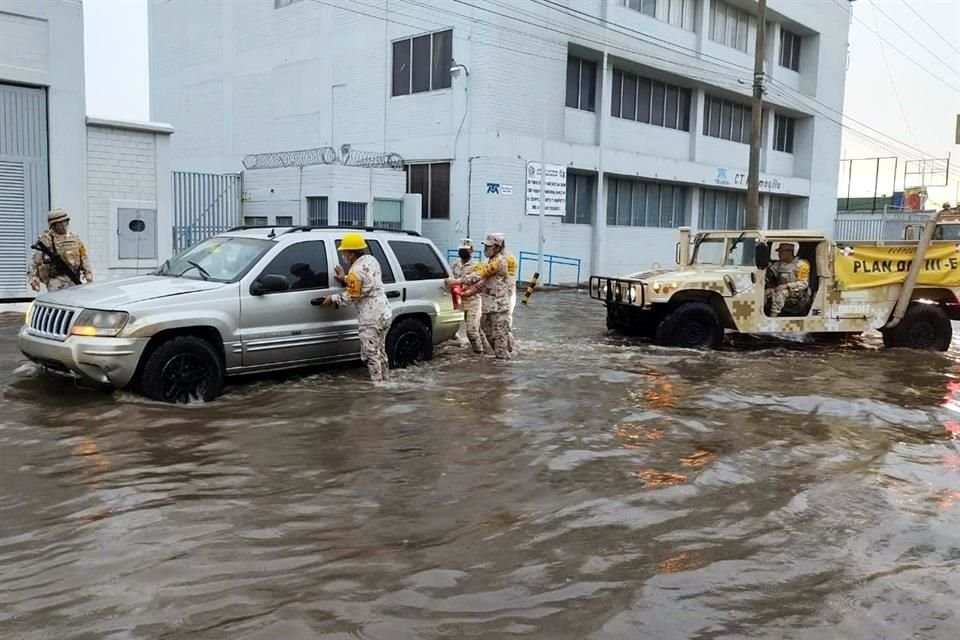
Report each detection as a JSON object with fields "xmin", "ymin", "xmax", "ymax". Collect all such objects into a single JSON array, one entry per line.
[{"xmin": 486, "ymin": 182, "xmax": 500, "ymax": 194}]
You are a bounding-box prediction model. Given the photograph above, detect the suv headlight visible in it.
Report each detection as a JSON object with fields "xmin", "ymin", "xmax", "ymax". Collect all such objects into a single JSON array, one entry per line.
[
  {"xmin": 71, "ymin": 310, "xmax": 129, "ymax": 337},
  {"xmin": 24, "ymin": 301, "xmax": 35, "ymax": 326}
]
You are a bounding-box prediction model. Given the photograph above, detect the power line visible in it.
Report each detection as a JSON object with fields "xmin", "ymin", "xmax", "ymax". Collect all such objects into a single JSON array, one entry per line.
[
  {"xmin": 899, "ymin": 0, "xmax": 960, "ymax": 59},
  {"xmin": 870, "ymin": 1, "xmax": 922, "ymax": 149},
  {"xmin": 868, "ymin": 0, "xmax": 960, "ymax": 79}
]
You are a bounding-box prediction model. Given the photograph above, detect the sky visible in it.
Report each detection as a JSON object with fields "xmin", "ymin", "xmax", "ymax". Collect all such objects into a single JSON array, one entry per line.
[{"xmin": 82, "ymin": 0, "xmax": 960, "ymax": 201}]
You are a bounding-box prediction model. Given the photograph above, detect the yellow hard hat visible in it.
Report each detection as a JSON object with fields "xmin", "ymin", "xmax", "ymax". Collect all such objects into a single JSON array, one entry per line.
[{"xmin": 339, "ymin": 232, "xmax": 367, "ymax": 251}]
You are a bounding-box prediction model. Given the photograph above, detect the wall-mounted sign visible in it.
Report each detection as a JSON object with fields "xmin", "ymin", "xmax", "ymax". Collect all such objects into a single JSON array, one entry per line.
[
  {"xmin": 486, "ymin": 182, "xmax": 514, "ymax": 196},
  {"xmin": 525, "ymin": 162, "xmax": 567, "ymax": 216},
  {"xmin": 714, "ymin": 168, "xmax": 783, "ymax": 192}
]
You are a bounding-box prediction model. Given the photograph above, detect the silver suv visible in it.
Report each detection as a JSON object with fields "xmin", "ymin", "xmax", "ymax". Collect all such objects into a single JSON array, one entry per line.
[{"xmin": 18, "ymin": 226, "xmax": 462, "ymax": 402}]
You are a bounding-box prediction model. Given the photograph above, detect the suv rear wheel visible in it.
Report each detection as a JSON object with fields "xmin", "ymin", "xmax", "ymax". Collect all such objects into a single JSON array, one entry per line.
[
  {"xmin": 387, "ymin": 317, "xmax": 433, "ymax": 368},
  {"xmin": 141, "ymin": 336, "xmax": 225, "ymax": 403},
  {"xmin": 884, "ymin": 304, "xmax": 952, "ymax": 351},
  {"xmin": 655, "ymin": 301, "xmax": 722, "ymax": 349}
]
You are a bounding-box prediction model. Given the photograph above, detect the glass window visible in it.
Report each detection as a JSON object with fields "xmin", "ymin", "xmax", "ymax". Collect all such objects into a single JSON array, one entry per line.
[
  {"xmin": 336, "ymin": 238, "xmax": 396, "ymax": 284},
  {"xmin": 566, "ymin": 57, "xmax": 580, "ymax": 109},
  {"xmin": 665, "ymin": 85, "xmax": 679, "ymax": 129},
  {"xmin": 432, "ymin": 30, "xmax": 452, "ymax": 90},
  {"xmin": 710, "ymin": 0, "xmax": 754, "ymax": 52},
  {"xmin": 701, "ymin": 189, "xmax": 716, "ymax": 229},
  {"xmin": 622, "ymin": 72, "xmax": 638, "ymax": 121},
  {"xmin": 159, "ymin": 236, "xmax": 272, "ymax": 283},
  {"xmin": 774, "ymin": 115, "xmax": 795, "ymax": 153},
  {"xmin": 406, "ymin": 162, "xmax": 450, "ymax": 219},
  {"xmin": 244, "ymin": 216, "xmax": 268, "ymax": 226},
  {"xmin": 694, "ymin": 237, "xmax": 724, "ymax": 265},
  {"xmin": 275, "ymin": 216, "xmax": 294, "ymax": 226},
  {"xmin": 388, "ymin": 240, "xmax": 448, "ymax": 281},
  {"xmin": 258, "ymin": 240, "xmax": 329, "ymax": 292},
  {"xmin": 727, "ymin": 236, "xmax": 758, "ymax": 267},
  {"xmin": 617, "ymin": 180, "xmax": 632, "ymax": 226},
  {"xmin": 338, "ymin": 202, "xmax": 366, "ymax": 227},
  {"xmin": 678, "ymin": 88, "xmax": 690, "ymax": 131},
  {"xmin": 565, "ymin": 172, "xmax": 595, "ymax": 225},
  {"xmin": 411, "ymin": 34, "xmax": 431, "ymax": 94},
  {"xmin": 720, "ymin": 101, "xmax": 733, "ymax": 140},
  {"xmin": 732, "ymin": 105, "xmax": 744, "ymax": 143},
  {"xmin": 780, "ymin": 28, "xmax": 801, "ymax": 72},
  {"xmin": 632, "ymin": 182, "xmax": 647, "ymax": 226},
  {"xmin": 566, "ymin": 56, "xmax": 597, "ymax": 112},
  {"xmin": 306, "ymin": 196, "xmax": 328, "ymax": 226},
  {"xmin": 708, "ymin": 98, "xmax": 722, "ymax": 137},
  {"xmin": 372, "ymin": 199, "xmax": 403, "ymax": 230},
  {"xmin": 705, "ymin": 95, "xmax": 750, "ymax": 144},
  {"xmin": 651, "ymin": 81, "xmax": 665, "ymax": 127},
  {"xmin": 392, "ymin": 39, "xmax": 411, "ymax": 97},
  {"xmin": 611, "ymin": 69, "xmax": 622, "ymax": 118},
  {"xmin": 641, "ymin": 0, "xmax": 656, "ymax": 18},
  {"xmin": 637, "ymin": 77, "xmax": 651, "ymax": 123},
  {"xmin": 606, "ymin": 182, "xmax": 618, "ymax": 225}
]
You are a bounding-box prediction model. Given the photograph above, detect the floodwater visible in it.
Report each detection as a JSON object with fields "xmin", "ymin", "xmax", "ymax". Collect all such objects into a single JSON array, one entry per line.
[{"xmin": 2, "ymin": 292, "xmax": 960, "ymax": 639}]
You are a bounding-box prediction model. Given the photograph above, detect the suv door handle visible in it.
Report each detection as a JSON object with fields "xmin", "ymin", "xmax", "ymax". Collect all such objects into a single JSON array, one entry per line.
[
  {"xmin": 310, "ymin": 297, "xmax": 326, "ymax": 306},
  {"xmin": 386, "ymin": 291, "xmax": 401, "ymax": 299}
]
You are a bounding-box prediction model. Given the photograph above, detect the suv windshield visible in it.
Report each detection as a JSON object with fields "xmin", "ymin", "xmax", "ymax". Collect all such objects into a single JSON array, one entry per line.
[
  {"xmin": 693, "ymin": 238, "xmax": 725, "ymax": 265},
  {"xmin": 157, "ymin": 236, "xmax": 272, "ymax": 282}
]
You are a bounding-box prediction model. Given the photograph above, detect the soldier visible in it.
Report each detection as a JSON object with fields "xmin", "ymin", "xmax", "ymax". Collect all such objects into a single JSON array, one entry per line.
[
  {"xmin": 321, "ymin": 232, "xmax": 392, "ymax": 381},
  {"xmin": 448, "ymin": 233, "xmax": 513, "ymax": 360},
  {"xmin": 28, "ymin": 209, "xmax": 94, "ymax": 292},
  {"xmin": 765, "ymin": 241, "xmax": 811, "ymax": 317},
  {"xmin": 452, "ymin": 238, "xmax": 484, "ymax": 353}
]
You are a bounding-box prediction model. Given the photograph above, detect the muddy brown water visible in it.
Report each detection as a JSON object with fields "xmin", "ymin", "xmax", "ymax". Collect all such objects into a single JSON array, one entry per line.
[{"xmin": 2, "ymin": 292, "xmax": 960, "ymax": 639}]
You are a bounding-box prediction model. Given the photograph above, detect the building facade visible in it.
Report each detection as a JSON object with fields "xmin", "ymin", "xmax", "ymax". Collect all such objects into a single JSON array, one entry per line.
[{"xmin": 149, "ymin": 0, "xmax": 852, "ymax": 281}]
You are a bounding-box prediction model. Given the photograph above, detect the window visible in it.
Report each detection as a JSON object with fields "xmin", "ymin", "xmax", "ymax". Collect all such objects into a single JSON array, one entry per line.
[
  {"xmin": 161, "ymin": 237, "xmax": 272, "ymax": 283},
  {"xmin": 336, "ymin": 238, "xmax": 396, "ymax": 284},
  {"xmin": 392, "ymin": 29, "xmax": 452, "ymax": 97},
  {"xmin": 307, "ymin": 196, "xmax": 328, "ymax": 226},
  {"xmin": 606, "ymin": 177, "xmax": 687, "ymax": 228},
  {"xmin": 709, "ymin": 0, "xmax": 756, "ymax": 54},
  {"xmin": 243, "ymin": 216, "xmax": 268, "ymax": 226},
  {"xmin": 622, "ymin": 0, "xmax": 695, "ymax": 31},
  {"xmin": 703, "ymin": 95, "xmax": 750, "ymax": 144},
  {"xmin": 768, "ymin": 196, "xmax": 797, "ymax": 229},
  {"xmin": 274, "ymin": 0, "xmax": 302, "ymax": 8},
  {"xmin": 258, "ymin": 240, "xmax": 329, "ymax": 292},
  {"xmin": 405, "ymin": 162, "xmax": 450, "ymax": 219},
  {"xmin": 564, "ymin": 171, "xmax": 595, "ymax": 225},
  {"xmin": 773, "ymin": 114, "xmax": 795, "ymax": 153},
  {"xmin": 388, "ymin": 240, "xmax": 448, "ymax": 281},
  {"xmin": 372, "ymin": 199, "xmax": 403, "ymax": 230},
  {"xmin": 700, "ymin": 189, "xmax": 746, "ymax": 230},
  {"xmin": 338, "ymin": 202, "xmax": 367, "ymax": 227},
  {"xmin": 611, "ymin": 69, "xmax": 691, "ymax": 131},
  {"xmin": 565, "ymin": 56, "xmax": 597, "ymax": 112},
  {"xmin": 275, "ymin": 216, "xmax": 293, "ymax": 226},
  {"xmin": 779, "ymin": 28, "xmax": 802, "ymax": 72}
]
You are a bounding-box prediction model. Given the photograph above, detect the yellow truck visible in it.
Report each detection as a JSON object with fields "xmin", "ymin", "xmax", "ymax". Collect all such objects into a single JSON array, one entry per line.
[{"xmin": 590, "ymin": 210, "xmax": 960, "ymax": 350}]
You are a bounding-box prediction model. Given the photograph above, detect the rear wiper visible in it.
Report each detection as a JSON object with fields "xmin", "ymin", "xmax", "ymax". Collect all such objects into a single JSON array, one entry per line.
[{"xmin": 178, "ymin": 261, "xmax": 211, "ymax": 280}]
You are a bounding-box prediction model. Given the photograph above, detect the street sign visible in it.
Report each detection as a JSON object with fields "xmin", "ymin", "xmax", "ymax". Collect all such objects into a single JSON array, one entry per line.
[{"xmin": 525, "ymin": 162, "xmax": 567, "ymax": 216}]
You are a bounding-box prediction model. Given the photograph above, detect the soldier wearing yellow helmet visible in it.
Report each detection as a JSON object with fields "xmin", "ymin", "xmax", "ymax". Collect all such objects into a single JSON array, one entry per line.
[{"xmin": 321, "ymin": 232, "xmax": 392, "ymax": 381}]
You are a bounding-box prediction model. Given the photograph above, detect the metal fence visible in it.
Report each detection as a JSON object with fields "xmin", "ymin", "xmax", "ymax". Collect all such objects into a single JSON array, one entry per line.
[
  {"xmin": 337, "ymin": 201, "xmax": 367, "ymax": 228},
  {"xmin": 172, "ymin": 172, "xmax": 243, "ymax": 252},
  {"xmin": 443, "ymin": 249, "xmax": 582, "ymax": 285},
  {"xmin": 834, "ymin": 208, "xmax": 933, "ymax": 242}
]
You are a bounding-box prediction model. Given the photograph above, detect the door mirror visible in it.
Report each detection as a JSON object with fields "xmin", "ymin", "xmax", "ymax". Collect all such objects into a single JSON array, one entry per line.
[
  {"xmin": 250, "ymin": 274, "xmax": 289, "ymax": 296},
  {"xmin": 755, "ymin": 242, "xmax": 771, "ymax": 270}
]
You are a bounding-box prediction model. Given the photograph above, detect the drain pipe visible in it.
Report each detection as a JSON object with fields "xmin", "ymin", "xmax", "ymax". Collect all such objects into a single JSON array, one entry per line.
[{"xmin": 885, "ymin": 209, "xmax": 939, "ymax": 330}]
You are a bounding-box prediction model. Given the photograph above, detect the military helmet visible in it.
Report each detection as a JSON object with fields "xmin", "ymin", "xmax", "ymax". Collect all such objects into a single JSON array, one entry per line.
[
  {"xmin": 482, "ymin": 233, "xmax": 505, "ymax": 248},
  {"xmin": 459, "ymin": 238, "xmax": 474, "ymax": 250},
  {"xmin": 48, "ymin": 209, "xmax": 70, "ymax": 226}
]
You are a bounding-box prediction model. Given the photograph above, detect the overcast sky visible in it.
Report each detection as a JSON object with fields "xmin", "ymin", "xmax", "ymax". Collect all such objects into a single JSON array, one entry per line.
[{"xmin": 83, "ymin": 0, "xmax": 960, "ymax": 200}]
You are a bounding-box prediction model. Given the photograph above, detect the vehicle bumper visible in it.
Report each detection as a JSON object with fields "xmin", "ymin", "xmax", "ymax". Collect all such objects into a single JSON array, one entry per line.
[
  {"xmin": 433, "ymin": 309, "xmax": 464, "ymax": 344},
  {"xmin": 17, "ymin": 327, "xmax": 149, "ymax": 388}
]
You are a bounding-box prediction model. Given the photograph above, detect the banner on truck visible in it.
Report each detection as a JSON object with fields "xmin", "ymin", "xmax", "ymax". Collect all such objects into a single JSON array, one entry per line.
[{"xmin": 834, "ymin": 244, "xmax": 960, "ymax": 290}]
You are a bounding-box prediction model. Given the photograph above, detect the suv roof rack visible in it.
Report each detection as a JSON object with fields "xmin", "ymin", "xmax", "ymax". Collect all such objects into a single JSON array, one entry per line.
[{"xmin": 225, "ymin": 224, "xmax": 421, "ymax": 237}]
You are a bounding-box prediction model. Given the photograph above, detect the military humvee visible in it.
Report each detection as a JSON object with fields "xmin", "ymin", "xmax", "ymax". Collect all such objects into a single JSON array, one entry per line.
[{"xmin": 590, "ymin": 211, "xmax": 960, "ymax": 351}]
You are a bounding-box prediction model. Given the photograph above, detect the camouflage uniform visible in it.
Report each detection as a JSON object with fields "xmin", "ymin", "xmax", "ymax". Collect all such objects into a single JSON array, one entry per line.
[
  {"xmin": 461, "ymin": 235, "xmax": 513, "ymax": 360},
  {"xmin": 28, "ymin": 210, "xmax": 94, "ymax": 292},
  {"xmin": 766, "ymin": 257, "xmax": 811, "ymax": 316},
  {"xmin": 452, "ymin": 257, "xmax": 484, "ymax": 353},
  {"xmin": 331, "ymin": 254, "xmax": 392, "ymax": 381}
]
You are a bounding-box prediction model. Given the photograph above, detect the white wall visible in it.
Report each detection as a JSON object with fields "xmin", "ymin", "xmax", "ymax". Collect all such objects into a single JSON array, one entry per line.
[
  {"xmin": 0, "ymin": 0, "xmax": 87, "ymax": 236},
  {"xmin": 85, "ymin": 120, "xmax": 174, "ymax": 281}
]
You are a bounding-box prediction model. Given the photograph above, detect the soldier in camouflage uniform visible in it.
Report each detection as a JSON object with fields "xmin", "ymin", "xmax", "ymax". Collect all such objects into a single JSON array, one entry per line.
[
  {"xmin": 765, "ymin": 242, "xmax": 812, "ymax": 317},
  {"xmin": 452, "ymin": 238, "xmax": 484, "ymax": 353},
  {"xmin": 28, "ymin": 209, "xmax": 94, "ymax": 292},
  {"xmin": 322, "ymin": 232, "xmax": 392, "ymax": 381},
  {"xmin": 449, "ymin": 233, "xmax": 514, "ymax": 360}
]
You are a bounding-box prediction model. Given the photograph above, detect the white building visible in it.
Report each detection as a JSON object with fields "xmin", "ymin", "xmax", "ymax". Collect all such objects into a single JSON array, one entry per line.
[
  {"xmin": 149, "ymin": 0, "xmax": 852, "ymax": 282},
  {"xmin": 0, "ymin": 0, "xmax": 175, "ymax": 297}
]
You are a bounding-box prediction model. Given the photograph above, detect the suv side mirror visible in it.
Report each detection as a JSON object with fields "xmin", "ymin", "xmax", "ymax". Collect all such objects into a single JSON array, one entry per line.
[
  {"xmin": 755, "ymin": 243, "xmax": 771, "ymax": 270},
  {"xmin": 250, "ymin": 274, "xmax": 289, "ymax": 296}
]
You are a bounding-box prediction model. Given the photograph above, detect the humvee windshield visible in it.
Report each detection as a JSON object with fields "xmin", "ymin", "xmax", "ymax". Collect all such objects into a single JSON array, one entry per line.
[
  {"xmin": 693, "ymin": 237, "xmax": 724, "ymax": 265},
  {"xmin": 935, "ymin": 224, "xmax": 960, "ymax": 241}
]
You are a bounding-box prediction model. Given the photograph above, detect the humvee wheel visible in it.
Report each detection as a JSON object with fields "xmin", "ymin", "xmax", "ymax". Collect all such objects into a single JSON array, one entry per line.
[
  {"xmin": 656, "ymin": 301, "xmax": 722, "ymax": 349},
  {"xmin": 885, "ymin": 304, "xmax": 952, "ymax": 351}
]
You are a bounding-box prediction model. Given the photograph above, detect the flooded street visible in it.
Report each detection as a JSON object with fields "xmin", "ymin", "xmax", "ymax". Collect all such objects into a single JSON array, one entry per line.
[{"xmin": 2, "ymin": 291, "xmax": 960, "ymax": 639}]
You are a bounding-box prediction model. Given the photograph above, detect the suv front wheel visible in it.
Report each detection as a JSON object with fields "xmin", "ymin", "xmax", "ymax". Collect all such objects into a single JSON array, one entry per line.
[
  {"xmin": 140, "ymin": 335, "xmax": 226, "ymax": 403},
  {"xmin": 387, "ymin": 317, "xmax": 433, "ymax": 368}
]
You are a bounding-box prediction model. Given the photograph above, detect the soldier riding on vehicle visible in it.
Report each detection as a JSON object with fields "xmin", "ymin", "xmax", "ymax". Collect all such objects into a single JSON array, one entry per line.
[{"xmin": 28, "ymin": 208, "xmax": 94, "ymax": 292}]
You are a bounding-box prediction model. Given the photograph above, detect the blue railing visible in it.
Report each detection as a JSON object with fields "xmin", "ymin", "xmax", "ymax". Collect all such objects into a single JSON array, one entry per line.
[{"xmin": 446, "ymin": 249, "xmax": 582, "ymax": 285}]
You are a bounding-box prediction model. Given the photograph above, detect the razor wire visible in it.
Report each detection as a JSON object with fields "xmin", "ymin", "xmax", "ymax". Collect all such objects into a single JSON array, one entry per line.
[{"xmin": 242, "ymin": 147, "xmax": 404, "ymax": 170}]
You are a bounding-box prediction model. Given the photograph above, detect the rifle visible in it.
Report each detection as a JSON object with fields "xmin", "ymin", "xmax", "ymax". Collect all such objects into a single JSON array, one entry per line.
[{"xmin": 31, "ymin": 240, "xmax": 82, "ymax": 285}]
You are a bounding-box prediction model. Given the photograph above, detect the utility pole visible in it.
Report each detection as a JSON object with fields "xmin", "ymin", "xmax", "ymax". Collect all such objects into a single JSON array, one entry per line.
[{"xmin": 745, "ymin": 0, "xmax": 767, "ymax": 230}]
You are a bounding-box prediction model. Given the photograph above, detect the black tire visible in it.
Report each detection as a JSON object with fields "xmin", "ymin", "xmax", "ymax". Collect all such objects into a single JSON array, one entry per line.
[
  {"xmin": 387, "ymin": 317, "xmax": 433, "ymax": 368},
  {"xmin": 886, "ymin": 304, "xmax": 952, "ymax": 351},
  {"xmin": 655, "ymin": 301, "xmax": 722, "ymax": 349},
  {"xmin": 140, "ymin": 336, "xmax": 225, "ymax": 403}
]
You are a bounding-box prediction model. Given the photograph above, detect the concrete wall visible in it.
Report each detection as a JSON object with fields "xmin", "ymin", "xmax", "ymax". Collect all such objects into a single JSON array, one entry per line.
[
  {"xmin": 85, "ymin": 119, "xmax": 174, "ymax": 281},
  {"xmin": 149, "ymin": 0, "xmax": 852, "ymax": 282},
  {"xmin": 0, "ymin": 0, "xmax": 87, "ymax": 237}
]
